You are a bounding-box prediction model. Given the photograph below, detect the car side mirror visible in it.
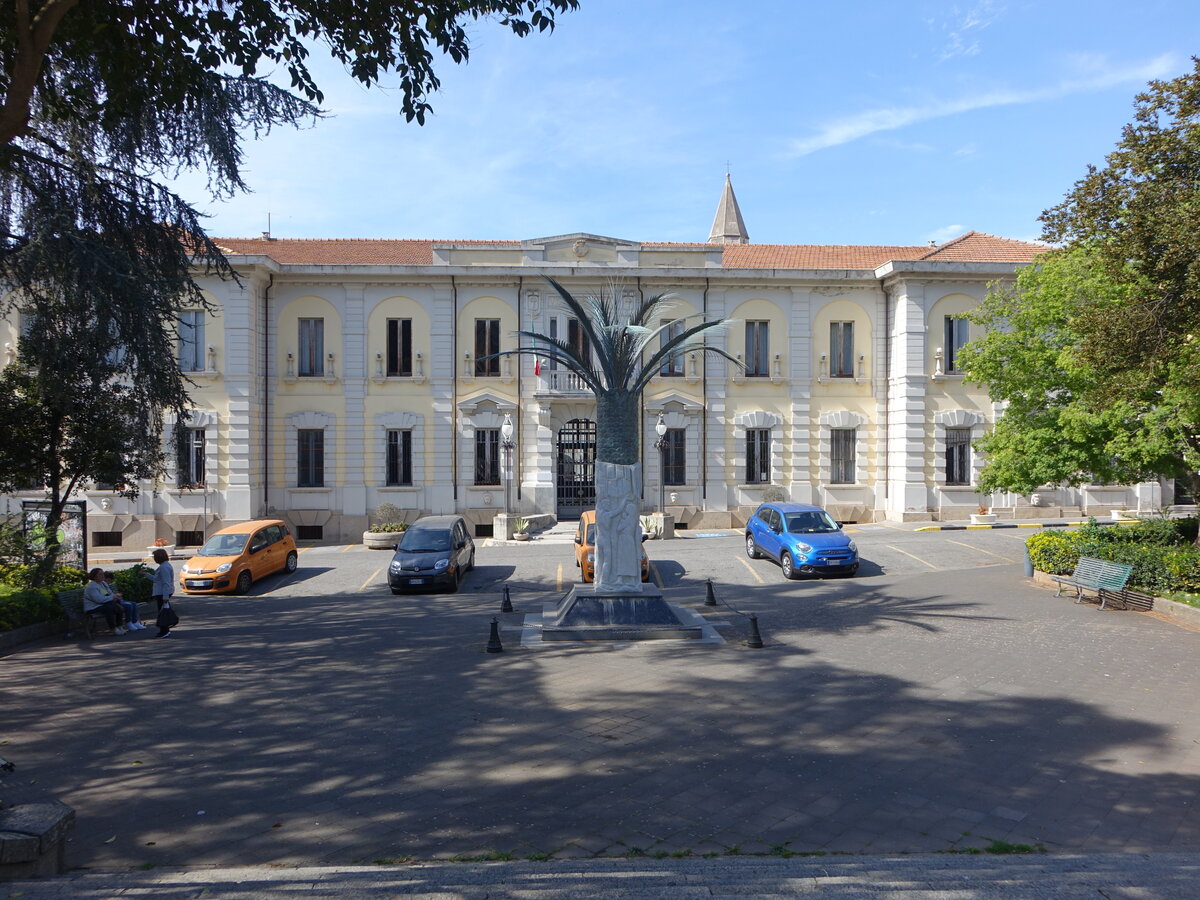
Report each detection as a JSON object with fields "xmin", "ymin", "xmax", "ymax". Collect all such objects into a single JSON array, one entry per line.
[
  {"xmin": 641, "ymin": 532, "xmax": 649, "ymax": 542},
  {"xmin": 574, "ymin": 536, "xmax": 582, "ymax": 545},
  {"xmin": 392, "ymin": 543, "xmax": 400, "ymax": 552},
  {"xmin": 771, "ymin": 524, "xmax": 782, "ymax": 534}
]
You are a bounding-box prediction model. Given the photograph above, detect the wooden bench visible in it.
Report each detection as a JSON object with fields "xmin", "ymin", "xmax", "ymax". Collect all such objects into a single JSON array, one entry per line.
[
  {"xmin": 56, "ymin": 587, "xmax": 112, "ymax": 639},
  {"xmin": 1050, "ymin": 557, "xmax": 1133, "ymax": 603},
  {"xmin": 1098, "ymin": 587, "xmax": 1155, "ymax": 612}
]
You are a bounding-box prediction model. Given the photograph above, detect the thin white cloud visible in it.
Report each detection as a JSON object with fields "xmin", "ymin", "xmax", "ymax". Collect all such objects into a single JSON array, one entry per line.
[
  {"xmin": 926, "ymin": 224, "xmax": 965, "ymax": 244},
  {"xmin": 785, "ymin": 53, "xmax": 1180, "ymax": 158},
  {"xmin": 939, "ymin": 1, "xmax": 1004, "ymax": 61}
]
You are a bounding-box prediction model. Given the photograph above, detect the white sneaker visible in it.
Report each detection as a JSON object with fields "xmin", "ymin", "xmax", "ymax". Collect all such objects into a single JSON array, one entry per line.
[
  {"xmin": 114, "ymin": 626, "xmax": 128, "ymax": 635},
  {"xmin": 131, "ymin": 622, "xmax": 145, "ymax": 631}
]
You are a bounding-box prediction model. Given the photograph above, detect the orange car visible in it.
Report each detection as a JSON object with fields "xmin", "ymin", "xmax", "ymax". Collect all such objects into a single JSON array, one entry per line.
[
  {"xmin": 574, "ymin": 509, "xmax": 651, "ymax": 584},
  {"xmin": 179, "ymin": 519, "xmax": 298, "ymax": 594}
]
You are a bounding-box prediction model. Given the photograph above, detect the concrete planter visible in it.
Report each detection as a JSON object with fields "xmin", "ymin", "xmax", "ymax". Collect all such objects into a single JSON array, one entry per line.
[
  {"xmin": 970, "ymin": 513, "xmax": 997, "ymax": 525},
  {"xmin": 363, "ymin": 530, "xmax": 405, "ymax": 550}
]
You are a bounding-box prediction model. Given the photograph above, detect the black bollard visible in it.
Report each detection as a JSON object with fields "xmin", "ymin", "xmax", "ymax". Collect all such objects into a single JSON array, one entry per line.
[
  {"xmin": 745, "ymin": 615, "xmax": 764, "ymax": 649},
  {"xmin": 500, "ymin": 585, "xmax": 514, "ymax": 613},
  {"xmin": 704, "ymin": 578, "xmax": 718, "ymax": 607},
  {"xmin": 486, "ymin": 617, "xmax": 504, "ymax": 653}
]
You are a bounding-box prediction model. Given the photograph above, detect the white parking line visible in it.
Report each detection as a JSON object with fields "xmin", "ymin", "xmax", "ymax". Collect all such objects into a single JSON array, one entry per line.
[
  {"xmin": 947, "ymin": 539, "xmax": 1018, "ymax": 563},
  {"xmin": 886, "ymin": 545, "xmax": 939, "ymax": 569}
]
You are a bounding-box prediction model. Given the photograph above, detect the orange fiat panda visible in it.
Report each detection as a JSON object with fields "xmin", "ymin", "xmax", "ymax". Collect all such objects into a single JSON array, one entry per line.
[
  {"xmin": 179, "ymin": 519, "xmax": 298, "ymax": 594},
  {"xmin": 574, "ymin": 509, "xmax": 651, "ymax": 584}
]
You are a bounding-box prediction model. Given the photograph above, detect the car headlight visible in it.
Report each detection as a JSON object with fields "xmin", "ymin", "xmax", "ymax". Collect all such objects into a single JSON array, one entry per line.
[
  {"xmin": 587, "ymin": 553, "xmax": 595, "ymax": 563},
  {"xmin": 389, "ymin": 561, "xmax": 403, "ymax": 572},
  {"xmin": 434, "ymin": 558, "xmax": 450, "ymax": 571},
  {"xmin": 793, "ymin": 542, "xmax": 813, "ymax": 554},
  {"xmin": 216, "ymin": 563, "xmax": 232, "ymax": 573},
  {"xmin": 848, "ymin": 540, "xmax": 858, "ymax": 552},
  {"xmin": 180, "ymin": 564, "xmax": 191, "ymax": 575}
]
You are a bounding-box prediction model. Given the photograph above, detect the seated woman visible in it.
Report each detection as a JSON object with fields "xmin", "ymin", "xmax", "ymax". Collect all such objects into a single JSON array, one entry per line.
[
  {"xmin": 83, "ymin": 567, "xmax": 128, "ymax": 635},
  {"xmin": 104, "ymin": 571, "xmax": 146, "ymax": 631}
]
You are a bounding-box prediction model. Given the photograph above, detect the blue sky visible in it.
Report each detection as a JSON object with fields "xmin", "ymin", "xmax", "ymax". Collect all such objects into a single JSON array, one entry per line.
[{"xmin": 181, "ymin": 0, "xmax": 1200, "ymax": 246}]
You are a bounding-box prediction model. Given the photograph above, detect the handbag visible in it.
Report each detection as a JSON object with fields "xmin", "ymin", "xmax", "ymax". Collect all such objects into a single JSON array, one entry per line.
[{"xmin": 156, "ymin": 603, "xmax": 180, "ymax": 630}]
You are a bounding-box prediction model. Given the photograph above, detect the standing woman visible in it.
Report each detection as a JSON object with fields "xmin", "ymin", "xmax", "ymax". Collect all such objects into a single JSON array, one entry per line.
[{"xmin": 148, "ymin": 548, "xmax": 177, "ymax": 637}]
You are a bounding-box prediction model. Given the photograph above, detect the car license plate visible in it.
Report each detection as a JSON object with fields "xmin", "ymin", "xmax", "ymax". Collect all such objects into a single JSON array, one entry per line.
[
  {"xmin": 186, "ymin": 579, "xmax": 213, "ymax": 589},
  {"xmin": 408, "ymin": 578, "xmax": 426, "ymax": 585}
]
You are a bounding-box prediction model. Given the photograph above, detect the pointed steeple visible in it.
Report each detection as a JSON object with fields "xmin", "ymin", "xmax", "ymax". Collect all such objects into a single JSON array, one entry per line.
[{"xmin": 707, "ymin": 174, "xmax": 749, "ymax": 244}]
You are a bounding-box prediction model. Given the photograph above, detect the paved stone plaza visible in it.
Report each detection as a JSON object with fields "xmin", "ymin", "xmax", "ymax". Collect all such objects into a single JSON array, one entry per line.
[{"xmin": 3, "ymin": 526, "xmax": 1200, "ymax": 881}]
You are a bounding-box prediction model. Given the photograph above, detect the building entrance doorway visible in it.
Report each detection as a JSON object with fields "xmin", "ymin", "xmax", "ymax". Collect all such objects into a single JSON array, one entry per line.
[{"xmin": 556, "ymin": 418, "xmax": 596, "ymax": 519}]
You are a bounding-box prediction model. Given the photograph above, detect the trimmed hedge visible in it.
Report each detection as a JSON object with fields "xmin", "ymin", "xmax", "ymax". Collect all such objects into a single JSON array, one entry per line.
[
  {"xmin": 0, "ymin": 563, "xmax": 152, "ymax": 634},
  {"xmin": 1026, "ymin": 518, "xmax": 1200, "ymax": 595},
  {"xmin": 0, "ymin": 586, "xmax": 62, "ymax": 632}
]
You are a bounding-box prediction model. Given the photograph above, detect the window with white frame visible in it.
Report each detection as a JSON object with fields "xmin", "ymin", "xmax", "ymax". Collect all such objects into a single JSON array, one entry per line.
[
  {"xmin": 830, "ymin": 321, "xmax": 854, "ymax": 378},
  {"xmin": 474, "ymin": 428, "xmax": 500, "ymax": 485},
  {"xmin": 297, "ymin": 429, "xmax": 325, "ymax": 487},
  {"xmin": 946, "ymin": 428, "xmax": 971, "ymax": 485},
  {"xmin": 387, "ymin": 319, "xmax": 412, "ymax": 377},
  {"xmin": 944, "ymin": 316, "xmax": 969, "ymax": 374},
  {"xmin": 178, "ymin": 310, "xmax": 204, "ymax": 372},
  {"xmin": 298, "ymin": 318, "xmax": 325, "ymax": 377},
  {"xmin": 175, "ymin": 425, "xmax": 206, "ymax": 487},
  {"xmin": 745, "ymin": 321, "xmax": 769, "ymax": 377},
  {"xmin": 386, "ymin": 429, "xmax": 413, "ymax": 486},
  {"xmin": 659, "ymin": 319, "xmax": 685, "ymax": 376},
  {"xmin": 831, "ymin": 428, "xmax": 856, "ymax": 484},
  {"xmin": 746, "ymin": 428, "xmax": 771, "ymax": 483}
]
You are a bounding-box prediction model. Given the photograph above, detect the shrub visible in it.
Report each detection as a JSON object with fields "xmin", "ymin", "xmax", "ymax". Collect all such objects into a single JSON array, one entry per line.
[
  {"xmin": 0, "ymin": 587, "xmax": 62, "ymax": 633},
  {"xmin": 112, "ymin": 564, "xmax": 153, "ymax": 604},
  {"xmin": 372, "ymin": 503, "xmax": 404, "ymax": 526},
  {"xmin": 1025, "ymin": 532, "xmax": 1080, "ymax": 574},
  {"xmin": 368, "ymin": 522, "xmax": 407, "ymax": 533},
  {"xmin": 0, "ymin": 564, "xmax": 88, "ymax": 590},
  {"xmin": 1026, "ymin": 523, "xmax": 1200, "ymax": 595}
]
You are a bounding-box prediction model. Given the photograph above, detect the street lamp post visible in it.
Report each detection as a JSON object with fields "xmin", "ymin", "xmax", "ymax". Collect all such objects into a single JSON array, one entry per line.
[
  {"xmin": 654, "ymin": 413, "xmax": 667, "ymax": 513},
  {"xmin": 501, "ymin": 414, "xmax": 514, "ymax": 519}
]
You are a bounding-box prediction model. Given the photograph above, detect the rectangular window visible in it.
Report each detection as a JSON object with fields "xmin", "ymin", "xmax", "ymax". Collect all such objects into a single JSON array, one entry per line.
[
  {"xmin": 297, "ymin": 429, "xmax": 325, "ymax": 487},
  {"xmin": 475, "ymin": 319, "xmax": 500, "ymax": 376},
  {"xmin": 831, "ymin": 429, "xmax": 856, "ymax": 484},
  {"xmin": 474, "ymin": 429, "xmax": 500, "ymax": 485},
  {"xmin": 175, "ymin": 426, "xmax": 206, "ymax": 488},
  {"xmin": 659, "ymin": 319, "xmax": 686, "ymax": 376},
  {"xmin": 663, "ymin": 428, "xmax": 686, "ymax": 485},
  {"xmin": 178, "ymin": 310, "xmax": 205, "ymax": 372},
  {"xmin": 296, "ymin": 525, "xmax": 323, "ymax": 541},
  {"xmin": 746, "ymin": 428, "xmax": 770, "ymax": 484},
  {"xmin": 386, "ymin": 319, "xmax": 412, "ymax": 377},
  {"xmin": 298, "ymin": 318, "xmax": 324, "ymax": 377},
  {"xmin": 944, "ymin": 316, "xmax": 969, "ymax": 373},
  {"xmin": 830, "ymin": 321, "xmax": 854, "ymax": 378},
  {"xmin": 567, "ymin": 317, "xmax": 590, "ymax": 364},
  {"xmin": 92, "ymin": 531, "xmax": 123, "ymax": 548},
  {"xmin": 175, "ymin": 530, "xmax": 205, "ymax": 547},
  {"xmin": 745, "ymin": 321, "xmax": 769, "ymax": 377},
  {"xmin": 946, "ymin": 428, "xmax": 971, "ymax": 485},
  {"xmin": 386, "ymin": 429, "xmax": 413, "ymax": 486}
]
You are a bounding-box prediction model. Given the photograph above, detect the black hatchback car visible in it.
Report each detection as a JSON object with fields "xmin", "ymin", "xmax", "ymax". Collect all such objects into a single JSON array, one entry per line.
[{"xmin": 387, "ymin": 515, "xmax": 476, "ymax": 593}]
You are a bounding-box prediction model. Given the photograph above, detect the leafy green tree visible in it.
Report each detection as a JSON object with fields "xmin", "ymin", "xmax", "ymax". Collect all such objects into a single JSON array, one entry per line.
[
  {"xmin": 1040, "ymin": 57, "xmax": 1200, "ymax": 373},
  {"xmin": 0, "ymin": 0, "xmax": 577, "ymax": 581},
  {"xmin": 501, "ymin": 278, "xmax": 735, "ymax": 589},
  {"xmin": 961, "ymin": 249, "xmax": 1200, "ymax": 503}
]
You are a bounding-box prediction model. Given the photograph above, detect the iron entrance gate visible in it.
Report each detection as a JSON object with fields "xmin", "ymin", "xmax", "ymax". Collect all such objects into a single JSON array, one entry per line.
[{"xmin": 556, "ymin": 418, "xmax": 596, "ymax": 519}]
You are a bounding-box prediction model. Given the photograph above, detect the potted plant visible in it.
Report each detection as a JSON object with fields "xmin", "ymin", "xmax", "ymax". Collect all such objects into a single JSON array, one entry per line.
[
  {"xmin": 970, "ymin": 503, "xmax": 997, "ymax": 526},
  {"xmin": 364, "ymin": 503, "xmax": 408, "ymax": 549},
  {"xmin": 511, "ymin": 517, "xmax": 531, "ymax": 541},
  {"xmin": 147, "ymin": 536, "xmax": 175, "ymax": 554}
]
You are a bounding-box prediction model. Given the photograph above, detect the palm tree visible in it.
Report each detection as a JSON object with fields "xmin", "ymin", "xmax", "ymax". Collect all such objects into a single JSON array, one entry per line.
[{"xmin": 500, "ymin": 277, "xmax": 737, "ymax": 591}]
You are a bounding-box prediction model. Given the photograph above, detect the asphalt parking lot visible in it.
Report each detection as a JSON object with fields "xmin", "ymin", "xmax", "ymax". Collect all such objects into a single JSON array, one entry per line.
[{"xmin": 3, "ymin": 522, "xmax": 1200, "ymax": 872}]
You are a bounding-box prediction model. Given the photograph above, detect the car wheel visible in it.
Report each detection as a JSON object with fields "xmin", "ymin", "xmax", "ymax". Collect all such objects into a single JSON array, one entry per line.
[
  {"xmin": 284, "ymin": 551, "xmax": 298, "ymax": 573},
  {"xmin": 745, "ymin": 533, "xmax": 761, "ymax": 559},
  {"xmin": 780, "ymin": 552, "xmax": 799, "ymax": 580},
  {"xmin": 468, "ymin": 550, "xmax": 476, "ymax": 572},
  {"xmin": 845, "ymin": 564, "xmax": 859, "ymax": 577},
  {"xmin": 446, "ymin": 569, "xmax": 460, "ymax": 594},
  {"xmin": 235, "ymin": 570, "xmax": 253, "ymax": 594},
  {"xmin": 391, "ymin": 588, "xmax": 402, "ymax": 595}
]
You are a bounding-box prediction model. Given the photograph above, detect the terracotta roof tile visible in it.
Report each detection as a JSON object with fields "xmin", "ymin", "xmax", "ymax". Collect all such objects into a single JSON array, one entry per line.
[
  {"xmin": 213, "ymin": 238, "xmax": 434, "ymax": 265},
  {"xmin": 721, "ymin": 244, "xmax": 931, "ymax": 270},
  {"xmin": 917, "ymin": 231, "xmax": 1048, "ymax": 262}
]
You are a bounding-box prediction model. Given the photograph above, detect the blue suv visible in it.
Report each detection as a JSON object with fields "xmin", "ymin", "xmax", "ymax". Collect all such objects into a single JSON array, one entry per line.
[{"xmin": 745, "ymin": 502, "xmax": 858, "ymax": 579}]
